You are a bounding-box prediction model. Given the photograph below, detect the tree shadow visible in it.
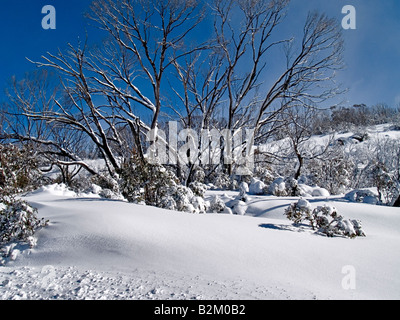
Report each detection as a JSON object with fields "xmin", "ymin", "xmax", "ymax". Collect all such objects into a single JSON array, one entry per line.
[
  {"xmin": 258, "ymin": 223, "xmax": 309, "ymax": 233},
  {"xmin": 258, "ymin": 222, "xmax": 325, "ymax": 236}
]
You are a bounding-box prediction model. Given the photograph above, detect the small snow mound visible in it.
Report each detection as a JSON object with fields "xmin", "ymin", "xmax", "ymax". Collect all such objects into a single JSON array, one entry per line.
[
  {"xmin": 297, "ymin": 198, "xmax": 312, "ymax": 211},
  {"xmin": 38, "ymin": 184, "xmax": 78, "ymax": 197},
  {"xmin": 311, "ymin": 188, "xmax": 330, "ymax": 197},
  {"xmin": 268, "ymin": 177, "xmax": 286, "ymax": 196},
  {"xmin": 232, "ymin": 201, "xmax": 247, "ymax": 216},
  {"xmin": 248, "ymin": 178, "xmax": 265, "ymax": 195},
  {"xmin": 225, "ymin": 199, "xmax": 248, "ymax": 215},
  {"xmin": 362, "ymin": 195, "xmax": 378, "ymax": 205},
  {"xmin": 345, "ymin": 189, "xmax": 379, "ymax": 204}
]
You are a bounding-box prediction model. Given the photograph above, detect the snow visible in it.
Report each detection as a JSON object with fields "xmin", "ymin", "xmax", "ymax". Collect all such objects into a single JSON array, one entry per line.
[
  {"xmin": 345, "ymin": 188, "xmax": 379, "ymax": 204},
  {"xmin": 1, "ymin": 186, "xmax": 400, "ymax": 300},
  {"xmin": 249, "ymin": 178, "xmax": 265, "ymax": 195},
  {"xmin": 296, "ymin": 198, "xmax": 312, "ymax": 210},
  {"xmin": 311, "ymin": 187, "xmax": 330, "ymax": 198}
]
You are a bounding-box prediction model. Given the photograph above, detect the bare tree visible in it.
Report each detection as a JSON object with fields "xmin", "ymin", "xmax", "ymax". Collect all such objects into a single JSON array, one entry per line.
[
  {"xmin": 87, "ymin": 0, "xmax": 206, "ymax": 132},
  {"xmin": 212, "ymin": 0, "xmax": 290, "ymax": 131},
  {"xmin": 281, "ymin": 105, "xmax": 332, "ymax": 181},
  {"xmin": 253, "ymin": 12, "xmax": 344, "ymax": 135},
  {"xmin": 23, "ymin": 44, "xmax": 126, "ymax": 177},
  {"xmin": 1, "ymin": 70, "xmax": 100, "ymax": 178},
  {"xmin": 1, "ymin": 0, "xmax": 346, "ymax": 192}
]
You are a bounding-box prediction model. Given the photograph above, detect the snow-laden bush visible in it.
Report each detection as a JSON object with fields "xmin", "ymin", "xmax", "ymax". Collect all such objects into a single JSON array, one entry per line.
[
  {"xmin": 0, "ymin": 144, "xmax": 42, "ymax": 197},
  {"xmin": 254, "ymin": 165, "xmax": 275, "ymax": 185},
  {"xmin": 285, "ymin": 200, "xmax": 366, "ymax": 238},
  {"xmin": 369, "ymin": 162, "xmax": 398, "ymax": 205},
  {"xmin": 306, "ymin": 152, "xmax": 354, "ymax": 195},
  {"xmin": 311, "ymin": 187, "xmax": 330, "ymax": 197},
  {"xmin": 98, "ymin": 188, "xmax": 125, "ymax": 201},
  {"xmin": 267, "ymin": 177, "xmax": 304, "ymax": 197},
  {"xmin": 163, "ymin": 184, "xmax": 194, "ymax": 213},
  {"xmin": 212, "ymin": 172, "xmax": 231, "ymax": 190},
  {"xmin": 295, "ymin": 184, "xmax": 330, "ymax": 198},
  {"xmin": 191, "ymin": 196, "xmax": 210, "ymax": 214},
  {"xmin": 312, "ymin": 205, "xmax": 365, "ymax": 238},
  {"xmin": 345, "ymin": 189, "xmax": 379, "ymax": 204},
  {"xmin": 92, "ymin": 174, "xmax": 121, "ymax": 194},
  {"xmin": 268, "ymin": 177, "xmax": 288, "ymax": 196},
  {"xmin": 224, "ymin": 196, "xmax": 248, "ymax": 215},
  {"xmin": 82, "ymin": 183, "xmax": 125, "ymax": 200},
  {"xmin": 239, "ymin": 181, "xmax": 249, "ymax": 193},
  {"xmin": 120, "ymin": 155, "xmax": 208, "ymax": 213},
  {"xmin": 232, "ymin": 200, "xmax": 247, "ymax": 215},
  {"xmin": 189, "ymin": 181, "xmax": 207, "ymax": 197},
  {"xmin": 248, "ymin": 178, "xmax": 266, "ymax": 195},
  {"xmin": 209, "ymin": 195, "xmax": 226, "ymax": 213},
  {"xmin": 284, "ymin": 198, "xmax": 313, "ymax": 225},
  {"xmin": 236, "ymin": 182, "xmax": 250, "ymax": 202},
  {"xmin": 1, "ymin": 197, "xmax": 48, "ymax": 248},
  {"xmin": 120, "ymin": 155, "xmax": 179, "ymax": 205}
]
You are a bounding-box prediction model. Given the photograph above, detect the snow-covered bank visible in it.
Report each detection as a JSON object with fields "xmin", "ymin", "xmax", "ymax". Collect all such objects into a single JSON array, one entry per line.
[{"xmin": 1, "ymin": 186, "xmax": 400, "ymax": 300}]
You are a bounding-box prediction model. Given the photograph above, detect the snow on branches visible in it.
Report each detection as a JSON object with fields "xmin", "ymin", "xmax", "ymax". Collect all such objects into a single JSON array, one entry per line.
[{"xmin": 285, "ymin": 199, "xmax": 365, "ymax": 238}]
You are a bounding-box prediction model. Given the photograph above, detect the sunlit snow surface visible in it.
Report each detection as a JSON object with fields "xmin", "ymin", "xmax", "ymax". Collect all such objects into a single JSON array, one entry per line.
[{"xmin": 1, "ymin": 182, "xmax": 400, "ymax": 300}]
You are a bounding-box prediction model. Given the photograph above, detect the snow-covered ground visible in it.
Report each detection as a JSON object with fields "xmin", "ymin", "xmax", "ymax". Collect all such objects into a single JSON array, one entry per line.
[{"xmin": 1, "ymin": 184, "xmax": 400, "ymax": 300}]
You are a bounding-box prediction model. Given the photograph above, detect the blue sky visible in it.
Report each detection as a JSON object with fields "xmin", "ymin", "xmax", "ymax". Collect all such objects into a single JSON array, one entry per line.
[{"xmin": 0, "ymin": 0, "xmax": 399, "ymax": 108}]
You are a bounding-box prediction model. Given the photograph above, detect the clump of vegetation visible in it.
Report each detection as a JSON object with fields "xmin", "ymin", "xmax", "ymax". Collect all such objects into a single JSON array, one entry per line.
[
  {"xmin": 0, "ymin": 144, "xmax": 48, "ymax": 256},
  {"xmin": 1, "ymin": 197, "xmax": 48, "ymax": 247},
  {"xmin": 285, "ymin": 199, "xmax": 366, "ymax": 238}
]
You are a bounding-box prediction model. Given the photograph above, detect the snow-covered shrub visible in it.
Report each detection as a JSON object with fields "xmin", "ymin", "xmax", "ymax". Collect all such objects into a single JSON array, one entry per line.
[
  {"xmin": 170, "ymin": 185, "xmax": 195, "ymax": 212},
  {"xmin": 209, "ymin": 195, "xmax": 226, "ymax": 213},
  {"xmin": 285, "ymin": 200, "xmax": 366, "ymax": 238},
  {"xmin": 189, "ymin": 181, "xmax": 207, "ymax": 197},
  {"xmin": 0, "ymin": 144, "xmax": 42, "ymax": 197},
  {"xmin": 91, "ymin": 174, "xmax": 120, "ymax": 194},
  {"xmin": 211, "ymin": 172, "xmax": 231, "ymax": 190},
  {"xmin": 306, "ymin": 152, "xmax": 354, "ymax": 195},
  {"xmin": 98, "ymin": 188, "xmax": 125, "ymax": 201},
  {"xmin": 191, "ymin": 196, "xmax": 210, "ymax": 214},
  {"xmin": 158, "ymin": 196, "xmax": 177, "ymax": 211},
  {"xmin": 221, "ymin": 206, "xmax": 233, "ymax": 214},
  {"xmin": 239, "ymin": 181, "xmax": 249, "ymax": 193},
  {"xmin": 312, "ymin": 205, "xmax": 365, "ymax": 238},
  {"xmin": 268, "ymin": 177, "xmax": 288, "ymax": 196},
  {"xmin": 121, "ymin": 157, "xmax": 208, "ymax": 213},
  {"xmin": 285, "ymin": 178, "xmax": 301, "ymax": 196},
  {"xmin": 89, "ymin": 183, "xmax": 103, "ymax": 195},
  {"xmin": 0, "ymin": 197, "xmax": 48, "ymax": 247},
  {"xmin": 224, "ymin": 196, "xmax": 248, "ymax": 215},
  {"xmin": 311, "ymin": 187, "xmax": 330, "ymax": 197},
  {"xmin": 84, "ymin": 182, "xmax": 125, "ymax": 200},
  {"xmin": 248, "ymin": 178, "xmax": 266, "ymax": 195},
  {"xmin": 236, "ymin": 182, "xmax": 250, "ymax": 202},
  {"xmin": 369, "ymin": 162, "xmax": 398, "ymax": 205},
  {"xmin": 254, "ymin": 165, "xmax": 275, "ymax": 185},
  {"xmin": 192, "ymin": 167, "xmax": 206, "ymax": 183},
  {"xmin": 296, "ymin": 184, "xmax": 331, "ymax": 198},
  {"xmin": 120, "ymin": 155, "xmax": 179, "ymax": 206},
  {"xmin": 345, "ymin": 189, "xmax": 379, "ymax": 204},
  {"xmin": 232, "ymin": 200, "xmax": 247, "ymax": 215},
  {"xmin": 284, "ymin": 198, "xmax": 313, "ymax": 225}
]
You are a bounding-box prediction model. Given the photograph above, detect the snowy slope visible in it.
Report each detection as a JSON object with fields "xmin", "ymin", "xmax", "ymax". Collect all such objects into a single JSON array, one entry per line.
[
  {"xmin": 259, "ymin": 123, "xmax": 400, "ymax": 156},
  {"xmin": 1, "ymin": 185, "xmax": 400, "ymax": 300}
]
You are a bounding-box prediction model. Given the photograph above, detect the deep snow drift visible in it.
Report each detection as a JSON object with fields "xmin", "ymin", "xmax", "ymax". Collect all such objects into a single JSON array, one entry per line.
[{"xmin": 1, "ymin": 184, "xmax": 400, "ymax": 300}]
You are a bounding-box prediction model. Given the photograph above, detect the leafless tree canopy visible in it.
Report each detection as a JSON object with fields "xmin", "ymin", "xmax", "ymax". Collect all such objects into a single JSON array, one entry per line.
[{"xmin": 1, "ymin": 0, "xmax": 345, "ymax": 183}]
